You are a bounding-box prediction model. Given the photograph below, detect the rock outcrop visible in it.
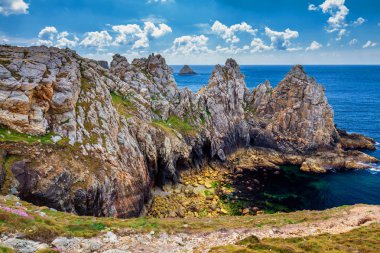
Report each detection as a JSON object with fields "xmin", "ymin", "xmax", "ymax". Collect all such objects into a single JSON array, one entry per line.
[
  {"xmin": 249, "ymin": 65, "xmax": 339, "ymax": 153},
  {"xmin": 0, "ymin": 45, "xmax": 377, "ymax": 217},
  {"xmin": 179, "ymin": 65, "xmax": 196, "ymax": 75}
]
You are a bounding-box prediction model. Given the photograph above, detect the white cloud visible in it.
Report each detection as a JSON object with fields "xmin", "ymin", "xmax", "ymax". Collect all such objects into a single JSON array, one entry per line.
[
  {"xmin": 36, "ymin": 26, "xmax": 58, "ymax": 46},
  {"xmin": 363, "ymin": 40, "xmax": 377, "ymax": 48},
  {"xmin": 144, "ymin": 22, "xmax": 172, "ymax": 38},
  {"xmin": 34, "ymin": 22, "xmax": 171, "ymax": 51},
  {"xmin": 348, "ymin": 38, "xmax": 358, "ymax": 46},
  {"xmin": 0, "ymin": 36, "xmax": 9, "ymax": 44},
  {"xmin": 287, "ymin": 47, "xmax": 303, "ymax": 52},
  {"xmin": 0, "ymin": 0, "xmax": 29, "ymax": 16},
  {"xmin": 56, "ymin": 31, "xmax": 79, "ymax": 48},
  {"xmin": 211, "ymin": 20, "xmax": 257, "ymax": 44},
  {"xmin": 80, "ymin": 31, "xmax": 113, "ymax": 49},
  {"xmin": 352, "ymin": 17, "xmax": 365, "ymax": 26},
  {"xmin": 264, "ymin": 27, "xmax": 299, "ymax": 51},
  {"xmin": 36, "ymin": 26, "xmax": 79, "ymax": 48},
  {"xmin": 112, "ymin": 22, "xmax": 172, "ymax": 49},
  {"xmin": 112, "ymin": 24, "xmax": 141, "ymax": 44},
  {"xmin": 310, "ymin": 1, "xmax": 368, "ymax": 41},
  {"xmin": 308, "ymin": 4, "xmax": 318, "ymax": 11},
  {"xmin": 310, "ymin": 0, "xmax": 350, "ymax": 40},
  {"xmin": 36, "ymin": 40, "xmax": 53, "ymax": 47},
  {"xmin": 38, "ymin": 26, "xmax": 58, "ymax": 40},
  {"xmin": 166, "ymin": 35, "xmax": 211, "ymax": 55},
  {"xmin": 336, "ymin": 28, "xmax": 347, "ymax": 40},
  {"xmin": 306, "ymin": 41, "xmax": 322, "ymax": 51},
  {"xmin": 319, "ymin": 0, "xmax": 349, "ymax": 33},
  {"xmin": 250, "ymin": 38, "xmax": 271, "ymax": 52},
  {"xmin": 215, "ymin": 44, "xmax": 250, "ymax": 54}
]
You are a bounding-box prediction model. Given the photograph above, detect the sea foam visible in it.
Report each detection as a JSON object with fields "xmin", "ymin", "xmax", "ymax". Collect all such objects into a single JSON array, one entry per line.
[{"xmin": 368, "ymin": 163, "xmax": 380, "ymax": 174}]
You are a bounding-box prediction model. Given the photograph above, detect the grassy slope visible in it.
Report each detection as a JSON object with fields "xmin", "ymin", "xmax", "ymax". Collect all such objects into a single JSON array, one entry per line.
[
  {"xmin": 210, "ymin": 223, "xmax": 380, "ymax": 253},
  {"xmin": 0, "ymin": 196, "xmax": 374, "ymax": 243},
  {"xmin": 110, "ymin": 91, "xmax": 137, "ymax": 118},
  {"xmin": 0, "ymin": 128, "xmax": 56, "ymax": 144},
  {"xmin": 152, "ymin": 115, "xmax": 197, "ymax": 136}
]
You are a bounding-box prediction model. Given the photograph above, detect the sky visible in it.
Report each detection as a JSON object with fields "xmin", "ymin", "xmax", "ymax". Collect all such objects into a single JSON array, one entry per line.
[{"xmin": 0, "ymin": 0, "xmax": 379, "ymax": 64}]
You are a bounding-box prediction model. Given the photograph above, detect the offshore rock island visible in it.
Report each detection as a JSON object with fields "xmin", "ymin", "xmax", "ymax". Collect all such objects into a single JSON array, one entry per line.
[
  {"xmin": 0, "ymin": 45, "xmax": 378, "ymax": 220},
  {"xmin": 179, "ymin": 65, "xmax": 197, "ymax": 75}
]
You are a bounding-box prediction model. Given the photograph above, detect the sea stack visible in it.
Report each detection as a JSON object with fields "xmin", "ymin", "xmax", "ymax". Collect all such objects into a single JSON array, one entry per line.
[{"xmin": 179, "ymin": 65, "xmax": 197, "ymax": 75}]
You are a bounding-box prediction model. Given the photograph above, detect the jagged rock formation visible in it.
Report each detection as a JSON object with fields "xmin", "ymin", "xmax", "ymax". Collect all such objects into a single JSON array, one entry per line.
[
  {"xmin": 0, "ymin": 45, "xmax": 377, "ymax": 217},
  {"xmin": 249, "ymin": 65, "xmax": 339, "ymax": 153},
  {"xmin": 179, "ymin": 65, "xmax": 196, "ymax": 75}
]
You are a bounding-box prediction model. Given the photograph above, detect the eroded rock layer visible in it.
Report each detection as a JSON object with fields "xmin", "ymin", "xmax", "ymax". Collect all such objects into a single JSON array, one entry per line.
[{"xmin": 0, "ymin": 45, "xmax": 377, "ymax": 217}]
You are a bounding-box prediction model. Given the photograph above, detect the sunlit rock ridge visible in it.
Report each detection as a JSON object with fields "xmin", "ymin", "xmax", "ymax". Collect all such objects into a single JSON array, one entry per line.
[{"xmin": 0, "ymin": 45, "xmax": 377, "ymax": 217}]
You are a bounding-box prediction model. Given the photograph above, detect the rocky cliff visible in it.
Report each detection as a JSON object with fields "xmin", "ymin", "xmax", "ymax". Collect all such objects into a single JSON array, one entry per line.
[
  {"xmin": 250, "ymin": 65, "xmax": 339, "ymax": 153},
  {"xmin": 0, "ymin": 45, "xmax": 377, "ymax": 217}
]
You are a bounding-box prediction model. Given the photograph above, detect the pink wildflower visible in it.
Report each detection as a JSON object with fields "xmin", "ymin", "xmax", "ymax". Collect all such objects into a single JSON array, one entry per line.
[{"xmin": 0, "ymin": 206, "xmax": 34, "ymax": 219}]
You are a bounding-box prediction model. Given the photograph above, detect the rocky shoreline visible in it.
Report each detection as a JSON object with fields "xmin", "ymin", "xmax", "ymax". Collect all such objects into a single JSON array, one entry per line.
[{"xmin": 0, "ymin": 45, "xmax": 378, "ymax": 218}]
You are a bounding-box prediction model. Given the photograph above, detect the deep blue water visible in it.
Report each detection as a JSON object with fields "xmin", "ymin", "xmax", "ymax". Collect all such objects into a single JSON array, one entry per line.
[{"xmin": 172, "ymin": 65, "xmax": 380, "ymax": 210}]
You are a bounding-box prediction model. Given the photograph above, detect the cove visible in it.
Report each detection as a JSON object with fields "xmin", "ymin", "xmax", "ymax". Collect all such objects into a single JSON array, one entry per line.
[{"xmin": 232, "ymin": 165, "xmax": 380, "ymax": 213}]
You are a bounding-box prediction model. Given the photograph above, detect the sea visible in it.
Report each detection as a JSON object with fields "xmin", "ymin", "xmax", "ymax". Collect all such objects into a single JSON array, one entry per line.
[{"xmin": 172, "ymin": 65, "xmax": 380, "ymax": 211}]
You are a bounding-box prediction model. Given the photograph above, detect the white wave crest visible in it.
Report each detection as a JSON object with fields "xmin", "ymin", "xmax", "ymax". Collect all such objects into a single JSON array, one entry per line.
[{"xmin": 368, "ymin": 163, "xmax": 380, "ymax": 174}]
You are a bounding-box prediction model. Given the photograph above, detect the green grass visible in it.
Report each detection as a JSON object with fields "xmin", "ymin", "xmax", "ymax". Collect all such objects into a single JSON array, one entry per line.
[
  {"xmin": 0, "ymin": 246, "xmax": 14, "ymax": 253},
  {"xmin": 210, "ymin": 223, "xmax": 380, "ymax": 253},
  {"xmin": 35, "ymin": 249, "xmax": 60, "ymax": 253},
  {"xmin": 80, "ymin": 77, "xmax": 93, "ymax": 91},
  {"xmin": 152, "ymin": 115, "xmax": 196, "ymax": 136},
  {"xmin": 0, "ymin": 197, "xmax": 364, "ymax": 244},
  {"xmin": 204, "ymin": 190, "xmax": 212, "ymax": 196},
  {"xmin": 110, "ymin": 91, "xmax": 136, "ymax": 118},
  {"xmin": 211, "ymin": 181, "xmax": 219, "ymax": 188},
  {"xmin": 222, "ymin": 199, "xmax": 250, "ymax": 216},
  {"xmin": 0, "ymin": 156, "xmax": 21, "ymax": 195},
  {"xmin": 0, "ymin": 58, "xmax": 11, "ymax": 66},
  {"xmin": 0, "ymin": 127, "xmax": 57, "ymax": 144},
  {"xmin": 200, "ymin": 114, "xmax": 206, "ymax": 125}
]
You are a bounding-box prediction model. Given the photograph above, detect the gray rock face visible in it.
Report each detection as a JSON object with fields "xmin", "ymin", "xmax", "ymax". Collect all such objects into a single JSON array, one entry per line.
[
  {"xmin": 1, "ymin": 238, "xmax": 49, "ymax": 253},
  {"xmin": 0, "ymin": 46, "xmax": 377, "ymax": 217},
  {"xmin": 179, "ymin": 65, "xmax": 196, "ymax": 75}
]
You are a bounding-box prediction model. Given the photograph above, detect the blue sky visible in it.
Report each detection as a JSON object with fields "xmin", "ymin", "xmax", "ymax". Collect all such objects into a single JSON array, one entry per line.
[{"xmin": 0, "ymin": 0, "xmax": 379, "ymax": 64}]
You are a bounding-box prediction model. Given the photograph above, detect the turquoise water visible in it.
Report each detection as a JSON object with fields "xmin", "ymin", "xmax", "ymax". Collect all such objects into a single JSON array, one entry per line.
[{"xmin": 172, "ymin": 65, "xmax": 380, "ymax": 210}]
